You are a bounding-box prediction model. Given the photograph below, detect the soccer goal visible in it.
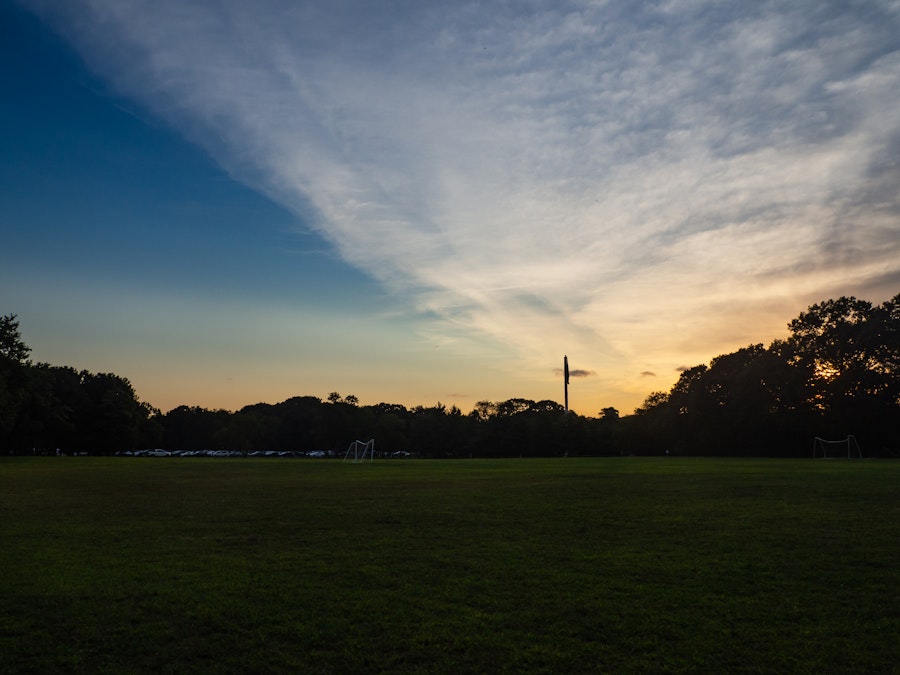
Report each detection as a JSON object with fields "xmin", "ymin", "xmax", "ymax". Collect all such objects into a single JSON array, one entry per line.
[
  {"xmin": 343, "ymin": 439, "xmax": 375, "ymax": 463},
  {"xmin": 813, "ymin": 435, "xmax": 862, "ymax": 459}
]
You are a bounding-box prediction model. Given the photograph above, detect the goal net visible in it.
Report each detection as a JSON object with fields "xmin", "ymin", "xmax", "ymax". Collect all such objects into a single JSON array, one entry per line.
[
  {"xmin": 813, "ymin": 435, "xmax": 862, "ymax": 459},
  {"xmin": 343, "ymin": 439, "xmax": 375, "ymax": 463}
]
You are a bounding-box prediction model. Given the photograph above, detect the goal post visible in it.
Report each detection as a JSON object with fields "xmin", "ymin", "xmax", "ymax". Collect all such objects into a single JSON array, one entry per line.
[
  {"xmin": 343, "ymin": 439, "xmax": 375, "ymax": 463},
  {"xmin": 813, "ymin": 435, "xmax": 862, "ymax": 459}
]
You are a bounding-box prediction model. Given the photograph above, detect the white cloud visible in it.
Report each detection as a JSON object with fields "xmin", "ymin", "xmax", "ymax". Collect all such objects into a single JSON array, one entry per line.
[{"xmin": 22, "ymin": 0, "xmax": 900, "ymax": 409}]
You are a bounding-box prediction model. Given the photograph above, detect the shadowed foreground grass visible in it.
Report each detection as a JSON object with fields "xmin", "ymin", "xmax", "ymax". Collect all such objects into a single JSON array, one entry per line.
[{"xmin": 1, "ymin": 457, "xmax": 898, "ymax": 673}]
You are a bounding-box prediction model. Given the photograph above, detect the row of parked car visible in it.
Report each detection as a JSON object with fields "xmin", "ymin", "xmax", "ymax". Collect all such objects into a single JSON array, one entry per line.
[{"xmin": 118, "ymin": 449, "xmax": 332, "ymax": 458}]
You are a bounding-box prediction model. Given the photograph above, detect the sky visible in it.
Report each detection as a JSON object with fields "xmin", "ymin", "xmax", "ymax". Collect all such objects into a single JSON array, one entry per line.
[{"xmin": 2, "ymin": 0, "xmax": 899, "ymax": 416}]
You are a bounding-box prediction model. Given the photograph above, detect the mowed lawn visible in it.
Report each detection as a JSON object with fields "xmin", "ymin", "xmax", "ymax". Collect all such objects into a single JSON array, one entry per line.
[{"xmin": 1, "ymin": 457, "xmax": 898, "ymax": 674}]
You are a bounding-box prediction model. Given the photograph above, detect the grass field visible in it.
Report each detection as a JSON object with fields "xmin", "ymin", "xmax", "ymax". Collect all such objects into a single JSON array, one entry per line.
[{"xmin": 2, "ymin": 457, "xmax": 898, "ymax": 673}]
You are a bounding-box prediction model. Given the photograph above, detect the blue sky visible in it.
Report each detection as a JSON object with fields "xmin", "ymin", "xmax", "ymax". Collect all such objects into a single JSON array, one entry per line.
[{"xmin": 3, "ymin": 0, "xmax": 899, "ymax": 415}]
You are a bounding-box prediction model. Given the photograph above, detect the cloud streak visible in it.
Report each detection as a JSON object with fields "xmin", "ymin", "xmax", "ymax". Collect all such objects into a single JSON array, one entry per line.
[
  {"xmin": 23, "ymin": 0, "xmax": 900, "ymax": 407},
  {"xmin": 554, "ymin": 367, "xmax": 596, "ymax": 379}
]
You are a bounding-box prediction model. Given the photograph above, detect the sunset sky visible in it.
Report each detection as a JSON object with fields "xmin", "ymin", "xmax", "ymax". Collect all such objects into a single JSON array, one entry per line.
[{"xmin": 3, "ymin": 0, "xmax": 899, "ymax": 416}]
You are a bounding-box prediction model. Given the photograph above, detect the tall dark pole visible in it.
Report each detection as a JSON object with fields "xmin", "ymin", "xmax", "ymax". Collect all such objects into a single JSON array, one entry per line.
[{"xmin": 564, "ymin": 355, "xmax": 569, "ymax": 415}]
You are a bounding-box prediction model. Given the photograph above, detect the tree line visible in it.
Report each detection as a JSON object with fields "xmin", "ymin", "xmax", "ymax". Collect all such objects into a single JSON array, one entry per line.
[
  {"xmin": 1, "ymin": 293, "xmax": 898, "ymax": 458},
  {"xmin": 627, "ymin": 294, "xmax": 900, "ymax": 456}
]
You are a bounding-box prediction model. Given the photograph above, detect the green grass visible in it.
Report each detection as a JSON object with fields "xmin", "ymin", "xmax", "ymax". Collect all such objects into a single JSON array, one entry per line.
[{"xmin": 1, "ymin": 457, "xmax": 898, "ymax": 673}]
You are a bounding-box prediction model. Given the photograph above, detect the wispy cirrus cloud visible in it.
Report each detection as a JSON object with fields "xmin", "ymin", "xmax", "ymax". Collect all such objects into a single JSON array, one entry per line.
[{"xmin": 22, "ymin": 0, "xmax": 900, "ymax": 407}]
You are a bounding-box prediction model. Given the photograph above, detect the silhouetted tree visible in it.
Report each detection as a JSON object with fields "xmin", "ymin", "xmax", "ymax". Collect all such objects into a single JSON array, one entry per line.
[
  {"xmin": 0, "ymin": 314, "xmax": 30, "ymax": 363},
  {"xmin": 782, "ymin": 294, "xmax": 900, "ymax": 448},
  {"xmin": 373, "ymin": 409, "xmax": 408, "ymax": 453},
  {"xmin": 162, "ymin": 406, "xmax": 232, "ymax": 450},
  {"xmin": 0, "ymin": 316, "xmax": 31, "ymax": 447}
]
